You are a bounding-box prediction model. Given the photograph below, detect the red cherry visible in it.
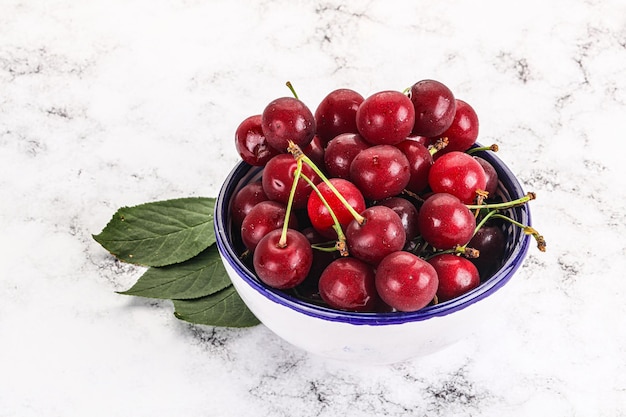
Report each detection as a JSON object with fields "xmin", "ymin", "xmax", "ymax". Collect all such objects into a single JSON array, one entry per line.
[
  {"xmin": 428, "ymin": 254, "xmax": 480, "ymax": 302},
  {"xmin": 235, "ymin": 114, "xmax": 281, "ymax": 166},
  {"xmin": 314, "ymin": 88, "xmax": 364, "ymax": 146},
  {"xmin": 409, "ymin": 79, "xmax": 456, "ymax": 137},
  {"xmin": 231, "ymin": 181, "xmax": 268, "ymax": 227},
  {"xmin": 261, "ymin": 96, "xmax": 316, "ymax": 152},
  {"xmin": 349, "ymin": 144, "xmax": 410, "ymax": 201},
  {"xmin": 395, "ymin": 138, "xmax": 433, "ymax": 194},
  {"xmin": 323, "ymin": 133, "xmax": 370, "ymax": 180},
  {"xmin": 318, "ymin": 257, "xmax": 379, "ymax": 312},
  {"xmin": 262, "ymin": 154, "xmax": 321, "ymax": 209},
  {"xmin": 428, "ymin": 151, "xmax": 487, "ymax": 204},
  {"xmin": 417, "ymin": 193, "xmax": 475, "ymax": 250},
  {"xmin": 433, "ymin": 99, "xmax": 479, "ymax": 154},
  {"xmin": 375, "ymin": 251, "xmax": 439, "ymax": 312},
  {"xmin": 356, "ymin": 90, "xmax": 415, "ymax": 145},
  {"xmin": 345, "ymin": 205, "xmax": 406, "ymax": 265},
  {"xmin": 253, "ymin": 228, "xmax": 313, "ymax": 289},
  {"xmin": 240, "ymin": 200, "xmax": 299, "ymax": 252},
  {"xmin": 307, "ymin": 178, "xmax": 366, "ymax": 240}
]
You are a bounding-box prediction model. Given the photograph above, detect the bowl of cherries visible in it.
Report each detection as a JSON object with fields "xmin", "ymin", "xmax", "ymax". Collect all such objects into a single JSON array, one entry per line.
[{"xmin": 215, "ymin": 79, "xmax": 545, "ymax": 365}]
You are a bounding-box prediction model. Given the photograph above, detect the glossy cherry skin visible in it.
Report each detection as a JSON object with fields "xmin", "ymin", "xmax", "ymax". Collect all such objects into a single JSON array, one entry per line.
[
  {"xmin": 307, "ymin": 177, "xmax": 366, "ymax": 240},
  {"xmin": 323, "ymin": 133, "xmax": 370, "ymax": 180},
  {"xmin": 356, "ymin": 90, "xmax": 415, "ymax": 145},
  {"xmin": 417, "ymin": 192, "xmax": 476, "ymax": 250},
  {"xmin": 375, "ymin": 251, "xmax": 439, "ymax": 312},
  {"xmin": 409, "ymin": 79, "xmax": 456, "ymax": 137},
  {"xmin": 345, "ymin": 205, "xmax": 406, "ymax": 265},
  {"xmin": 349, "ymin": 144, "xmax": 410, "ymax": 201},
  {"xmin": 262, "ymin": 154, "xmax": 321, "ymax": 209},
  {"xmin": 468, "ymin": 223, "xmax": 506, "ymax": 279},
  {"xmin": 318, "ymin": 257, "xmax": 379, "ymax": 312},
  {"xmin": 240, "ymin": 200, "xmax": 299, "ymax": 252},
  {"xmin": 235, "ymin": 114, "xmax": 281, "ymax": 166},
  {"xmin": 433, "ymin": 99, "xmax": 479, "ymax": 154},
  {"xmin": 231, "ymin": 181, "xmax": 268, "ymax": 227},
  {"xmin": 474, "ymin": 156, "xmax": 498, "ymax": 197},
  {"xmin": 302, "ymin": 134, "xmax": 325, "ymax": 168},
  {"xmin": 314, "ymin": 88, "xmax": 364, "ymax": 146},
  {"xmin": 428, "ymin": 151, "xmax": 487, "ymax": 204},
  {"xmin": 378, "ymin": 197, "xmax": 420, "ymax": 245},
  {"xmin": 253, "ymin": 228, "xmax": 313, "ymax": 289},
  {"xmin": 428, "ymin": 254, "xmax": 480, "ymax": 302},
  {"xmin": 395, "ymin": 138, "xmax": 433, "ymax": 194},
  {"xmin": 261, "ymin": 96, "xmax": 316, "ymax": 152}
]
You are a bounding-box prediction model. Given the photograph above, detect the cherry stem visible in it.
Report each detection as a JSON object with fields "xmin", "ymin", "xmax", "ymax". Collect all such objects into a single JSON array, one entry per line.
[
  {"xmin": 490, "ymin": 213, "xmax": 547, "ymax": 252},
  {"xmin": 288, "ymin": 141, "xmax": 366, "ymax": 225},
  {"xmin": 428, "ymin": 137, "xmax": 449, "ymax": 156},
  {"xmin": 285, "ymin": 81, "xmax": 299, "ymax": 100},
  {"xmin": 466, "ymin": 143, "xmax": 499, "ymax": 154},
  {"xmin": 300, "ymin": 172, "xmax": 349, "ymax": 256},
  {"xmin": 278, "ymin": 157, "xmax": 303, "ymax": 247},
  {"xmin": 466, "ymin": 192, "xmax": 536, "ymax": 210}
]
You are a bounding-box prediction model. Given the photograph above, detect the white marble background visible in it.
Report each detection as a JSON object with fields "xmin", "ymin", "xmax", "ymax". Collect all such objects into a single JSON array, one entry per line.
[{"xmin": 1, "ymin": 0, "xmax": 625, "ymax": 415}]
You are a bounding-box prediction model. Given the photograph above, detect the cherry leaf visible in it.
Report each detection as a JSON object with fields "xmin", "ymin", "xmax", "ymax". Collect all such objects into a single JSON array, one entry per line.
[
  {"xmin": 173, "ymin": 286, "xmax": 261, "ymax": 328},
  {"xmin": 117, "ymin": 245, "xmax": 231, "ymax": 300},
  {"xmin": 93, "ymin": 197, "xmax": 215, "ymax": 267}
]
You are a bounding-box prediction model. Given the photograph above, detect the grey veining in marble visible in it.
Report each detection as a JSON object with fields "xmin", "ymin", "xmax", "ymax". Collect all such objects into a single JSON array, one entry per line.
[{"xmin": 1, "ymin": 0, "xmax": 625, "ymax": 415}]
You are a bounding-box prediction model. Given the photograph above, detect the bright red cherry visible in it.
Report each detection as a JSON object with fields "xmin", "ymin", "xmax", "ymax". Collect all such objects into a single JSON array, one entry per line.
[
  {"xmin": 235, "ymin": 114, "xmax": 281, "ymax": 166},
  {"xmin": 323, "ymin": 133, "xmax": 370, "ymax": 180},
  {"xmin": 240, "ymin": 200, "xmax": 299, "ymax": 252},
  {"xmin": 395, "ymin": 138, "xmax": 433, "ymax": 194},
  {"xmin": 262, "ymin": 154, "xmax": 321, "ymax": 209},
  {"xmin": 307, "ymin": 178, "xmax": 366, "ymax": 240}
]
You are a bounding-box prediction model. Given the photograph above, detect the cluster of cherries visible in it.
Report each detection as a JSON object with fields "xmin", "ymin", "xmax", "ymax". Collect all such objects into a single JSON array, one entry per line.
[{"xmin": 231, "ymin": 79, "xmax": 544, "ymax": 313}]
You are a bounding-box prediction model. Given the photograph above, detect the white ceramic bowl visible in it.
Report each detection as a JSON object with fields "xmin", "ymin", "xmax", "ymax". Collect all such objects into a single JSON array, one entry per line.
[{"xmin": 214, "ymin": 146, "xmax": 531, "ymax": 365}]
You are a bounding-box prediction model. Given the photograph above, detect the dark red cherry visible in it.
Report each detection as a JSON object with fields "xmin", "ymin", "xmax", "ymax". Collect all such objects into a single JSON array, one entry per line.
[
  {"xmin": 318, "ymin": 257, "xmax": 379, "ymax": 312},
  {"xmin": 468, "ymin": 223, "xmax": 506, "ymax": 279},
  {"xmin": 253, "ymin": 228, "xmax": 313, "ymax": 289},
  {"xmin": 433, "ymin": 99, "xmax": 479, "ymax": 154},
  {"xmin": 474, "ymin": 156, "xmax": 498, "ymax": 197},
  {"xmin": 428, "ymin": 253, "xmax": 480, "ymax": 302},
  {"xmin": 235, "ymin": 114, "xmax": 281, "ymax": 166},
  {"xmin": 262, "ymin": 154, "xmax": 321, "ymax": 209},
  {"xmin": 395, "ymin": 138, "xmax": 433, "ymax": 194},
  {"xmin": 231, "ymin": 181, "xmax": 268, "ymax": 227},
  {"xmin": 345, "ymin": 205, "xmax": 406, "ymax": 265},
  {"xmin": 323, "ymin": 133, "xmax": 370, "ymax": 180},
  {"xmin": 378, "ymin": 197, "xmax": 420, "ymax": 244},
  {"xmin": 375, "ymin": 251, "xmax": 438, "ymax": 312},
  {"xmin": 417, "ymin": 193, "xmax": 475, "ymax": 250},
  {"xmin": 356, "ymin": 90, "xmax": 415, "ymax": 145},
  {"xmin": 261, "ymin": 96, "xmax": 316, "ymax": 152},
  {"xmin": 302, "ymin": 134, "xmax": 325, "ymax": 168},
  {"xmin": 240, "ymin": 200, "xmax": 298, "ymax": 252},
  {"xmin": 409, "ymin": 79, "xmax": 456, "ymax": 137},
  {"xmin": 314, "ymin": 88, "xmax": 364, "ymax": 146},
  {"xmin": 349, "ymin": 144, "xmax": 410, "ymax": 201}
]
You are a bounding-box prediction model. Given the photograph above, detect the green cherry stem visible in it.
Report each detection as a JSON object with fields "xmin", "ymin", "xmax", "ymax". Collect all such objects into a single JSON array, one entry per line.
[
  {"xmin": 466, "ymin": 192, "xmax": 536, "ymax": 210},
  {"xmin": 466, "ymin": 143, "xmax": 499, "ymax": 154},
  {"xmin": 288, "ymin": 141, "xmax": 365, "ymax": 225},
  {"xmin": 491, "ymin": 213, "xmax": 547, "ymax": 252},
  {"xmin": 278, "ymin": 157, "xmax": 303, "ymax": 248},
  {"xmin": 285, "ymin": 81, "xmax": 299, "ymax": 100},
  {"xmin": 299, "ymin": 172, "xmax": 349, "ymax": 256}
]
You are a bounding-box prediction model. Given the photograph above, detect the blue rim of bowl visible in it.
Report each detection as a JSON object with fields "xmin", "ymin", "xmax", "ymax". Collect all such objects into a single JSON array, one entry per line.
[{"xmin": 215, "ymin": 145, "xmax": 531, "ymax": 325}]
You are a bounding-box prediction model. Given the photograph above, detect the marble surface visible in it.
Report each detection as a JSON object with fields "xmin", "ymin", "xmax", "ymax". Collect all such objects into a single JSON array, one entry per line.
[{"xmin": 2, "ymin": 0, "xmax": 625, "ymax": 415}]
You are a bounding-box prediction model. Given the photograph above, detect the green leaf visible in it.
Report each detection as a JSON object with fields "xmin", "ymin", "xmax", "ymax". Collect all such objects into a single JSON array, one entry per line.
[
  {"xmin": 117, "ymin": 245, "xmax": 231, "ymax": 300},
  {"xmin": 93, "ymin": 197, "xmax": 215, "ymax": 267},
  {"xmin": 173, "ymin": 286, "xmax": 261, "ymax": 328}
]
